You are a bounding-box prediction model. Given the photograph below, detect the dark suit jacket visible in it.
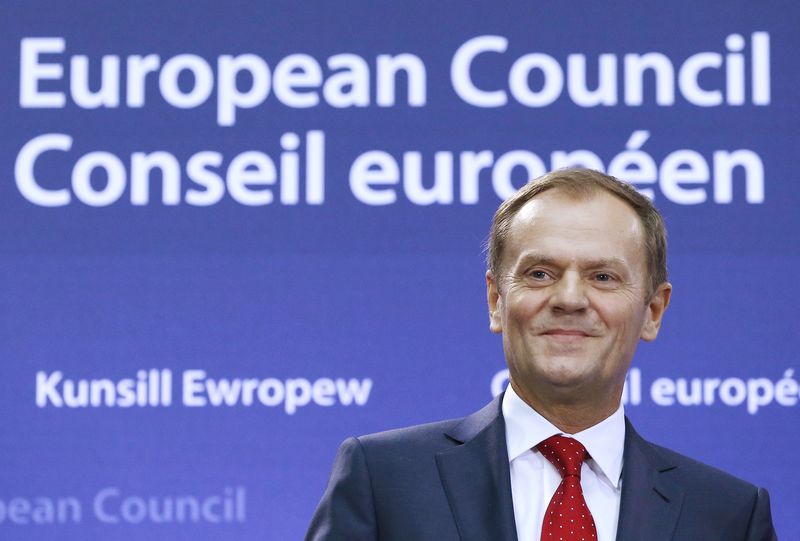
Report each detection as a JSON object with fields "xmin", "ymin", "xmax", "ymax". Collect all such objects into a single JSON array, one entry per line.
[{"xmin": 306, "ymin": 396, "xmax": 777, "ymax": 540}]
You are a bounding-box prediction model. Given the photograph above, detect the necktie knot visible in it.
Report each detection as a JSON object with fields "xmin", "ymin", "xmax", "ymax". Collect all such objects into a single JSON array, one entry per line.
[{"xmin": 537, "ymin": 435, "xmax": 589, "ymax": 479}]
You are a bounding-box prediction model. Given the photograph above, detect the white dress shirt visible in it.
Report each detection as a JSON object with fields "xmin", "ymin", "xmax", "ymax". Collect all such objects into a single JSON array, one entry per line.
[{"xmin": 502, "ymin": 385, "xmax": 625, "ymax": 541}]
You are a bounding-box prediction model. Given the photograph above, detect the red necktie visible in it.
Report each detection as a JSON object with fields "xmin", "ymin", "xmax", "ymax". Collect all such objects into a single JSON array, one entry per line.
[{"xmin": 537, "ymin": 435, "xmax": 598, "ymax": 541}]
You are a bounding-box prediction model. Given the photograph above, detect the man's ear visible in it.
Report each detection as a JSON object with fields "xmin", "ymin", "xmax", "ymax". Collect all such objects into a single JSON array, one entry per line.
[
  {"xmin": 486, "ymin": 271, "xmax": 503, "ymax": 334},
  {"xmin": 641, "ymin": 282, "xmax": 672, "ymax": 341}
]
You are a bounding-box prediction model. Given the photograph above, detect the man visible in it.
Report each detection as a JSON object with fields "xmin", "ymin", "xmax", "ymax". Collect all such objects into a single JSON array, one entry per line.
[{"xmin": 306, "ymin": 168, "xmax": 777, "ymax": 540}]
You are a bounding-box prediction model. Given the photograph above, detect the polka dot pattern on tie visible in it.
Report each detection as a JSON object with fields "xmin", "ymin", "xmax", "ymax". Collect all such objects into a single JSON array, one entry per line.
[{"xmin": 537, "ymin": 435, "xmax": 598, "ymax": 541}]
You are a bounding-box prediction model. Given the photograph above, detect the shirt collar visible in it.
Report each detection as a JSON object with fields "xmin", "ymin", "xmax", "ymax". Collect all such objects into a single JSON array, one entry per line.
[{"xmin": 502, "ymin": 384, "xmax": 625, "ymax": 488}]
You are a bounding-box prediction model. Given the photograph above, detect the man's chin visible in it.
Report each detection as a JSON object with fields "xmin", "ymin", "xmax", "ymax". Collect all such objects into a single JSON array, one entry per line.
[
  {"xmin": 542, "ymin": 374, "xmax": 594, "ymax": 392},
  {"xmin": 536, "ymin": 362, "xmax": 598, "ymax": 391},
  {"xmin": 509, "ymin": 354, "xmax": 600, "ymax": 394}
]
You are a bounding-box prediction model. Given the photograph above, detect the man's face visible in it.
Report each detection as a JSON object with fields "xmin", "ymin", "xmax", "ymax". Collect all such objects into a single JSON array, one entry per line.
[{"xmin": 487, "ymin": 189, "xmax": 671, "ymax": 406}]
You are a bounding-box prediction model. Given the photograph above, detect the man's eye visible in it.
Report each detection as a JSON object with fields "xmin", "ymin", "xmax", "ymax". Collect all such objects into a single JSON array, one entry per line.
[
  {"xmin": 595, "ymin": 273, "xmax": 613, "ymax": 282},
  {"xmin": 530, "ymin": 270, "xmax": 549, "ymax": 280}
]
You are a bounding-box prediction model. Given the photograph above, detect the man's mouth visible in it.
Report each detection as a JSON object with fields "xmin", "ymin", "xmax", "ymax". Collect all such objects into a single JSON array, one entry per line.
[
  {"xmin": 540, "ymin": 329, "xmax": 596, "ymax": 343},
  {"xmin": 543, "ymin": 328, "xmax": 591, "ymax": 336}
]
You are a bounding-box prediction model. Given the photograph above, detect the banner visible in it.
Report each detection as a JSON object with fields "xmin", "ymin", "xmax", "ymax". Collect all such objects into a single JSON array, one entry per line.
[{"xmin": 1, "ymin": 2, "xmax": 797, "ymax": 539}]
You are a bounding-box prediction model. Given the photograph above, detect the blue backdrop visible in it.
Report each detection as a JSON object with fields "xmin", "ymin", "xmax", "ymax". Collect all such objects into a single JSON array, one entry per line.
[{"xmin": 1, "ymin": 1, "xmax": 798, "ymax": 539}]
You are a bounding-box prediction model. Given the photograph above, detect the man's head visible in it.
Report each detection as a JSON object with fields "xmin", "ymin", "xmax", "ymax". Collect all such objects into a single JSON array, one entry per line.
[
  {"xmin": 487, "ymin": 168, "xmax": 667, "ymax": 300},
  {"xmin": 485, "ymin": 168, "xmax": 672, "ymax": 422}
]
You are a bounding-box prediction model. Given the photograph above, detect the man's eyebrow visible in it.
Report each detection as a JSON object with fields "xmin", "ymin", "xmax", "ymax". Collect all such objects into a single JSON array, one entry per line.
[
  {"xmin": 514, "ymin": 252, "xmax": 629, "ymax": 270},
  {"xmin": 513, "ymin": 252, "xmax": 560, "ymax": 268},
  {"xmin": 582, "ymin": 257, "xmax": 629, "ymax": 269}
]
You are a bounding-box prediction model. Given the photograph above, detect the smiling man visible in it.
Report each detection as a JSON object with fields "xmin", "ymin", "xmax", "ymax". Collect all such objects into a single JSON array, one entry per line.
[{"xmin": 306, "ymin": 168, "xmax": 777, "ymax": 541}]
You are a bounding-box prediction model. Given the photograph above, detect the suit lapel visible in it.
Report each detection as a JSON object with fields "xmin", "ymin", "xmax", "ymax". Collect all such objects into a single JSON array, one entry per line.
[
  {"xmin": 615, "ymin": 418, "xmax": 684, "ymax": 541},
  {"xmin": 435, "ymin": 396, "xmax": 518, "ymax": 541}
]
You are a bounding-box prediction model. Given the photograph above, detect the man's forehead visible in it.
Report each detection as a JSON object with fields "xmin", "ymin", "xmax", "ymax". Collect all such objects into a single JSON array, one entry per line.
[
  {"xmin": 504, "ymin": 189, "xmax": 646, "ymax": 261},
  {"xmin": 512, "ymin": 187, "xmax": 640, "ymax": 224}
]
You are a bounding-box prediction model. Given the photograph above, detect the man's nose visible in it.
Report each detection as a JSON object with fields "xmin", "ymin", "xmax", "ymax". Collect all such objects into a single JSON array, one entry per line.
[{"xmin": 548, "ymin": 271, "xmax": 589, "ymax": 313}]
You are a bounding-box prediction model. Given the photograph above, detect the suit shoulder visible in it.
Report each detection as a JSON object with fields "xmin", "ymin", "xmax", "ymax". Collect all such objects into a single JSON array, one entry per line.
[
  {"xmin": 646, "ymin": 440, "xmax": 760, "ymax": 493},
  {"xmin": 627, "ymin": 433, "xmax": 777, "ymax": 537},
  {"xmin": 355, "ymin": 416, "xmax": 463, "ymax": 452},
  {"xmin": 626, "ymin": 419, "xmax": 762, "ymax": 494}
]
